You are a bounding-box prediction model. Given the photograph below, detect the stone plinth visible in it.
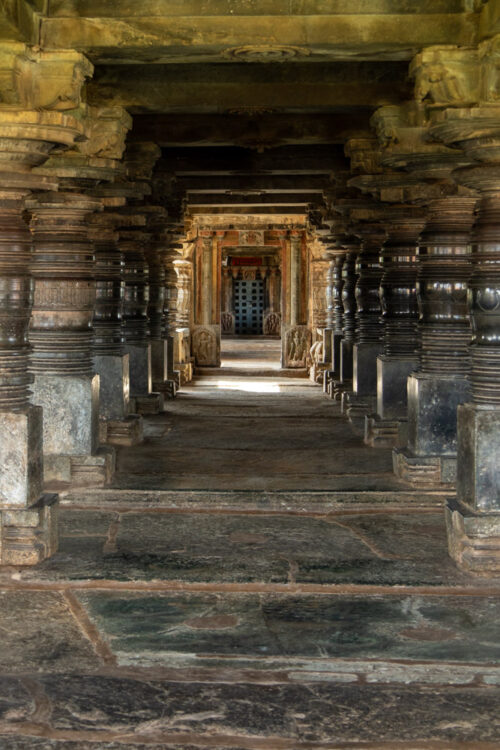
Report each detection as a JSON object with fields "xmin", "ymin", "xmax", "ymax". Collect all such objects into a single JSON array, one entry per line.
[
  {"xmin": 377, "ymin": 355, "xmax": 418, "ymax": 421},
  {"xmin": 445, "ymin": 405, "xmax": 500, "ymax": 574},
  {"xmin": 31, "ymin": 373, "xmax": 113, "ymax": 485},
  {"xmin": 393, "ymin": 373, "xmax": 472, "ymax": 486},
  {"xmin": 0, "ymin": 494, "xmax": 58, "ymax": 566},
  {"xmin": 125, "ymin": 343, "xmax": 152, "ymax": 396},
  {"xmin": 93, "ymin": 353, "xmax": 130, "ymax": 420},
  {"xmin": 0, "ymin": 407, "xmax": 43, "ymax": 507},
  {"xmin": 353, "ymin": 342, "xmax": 382, "ymax": 396}
]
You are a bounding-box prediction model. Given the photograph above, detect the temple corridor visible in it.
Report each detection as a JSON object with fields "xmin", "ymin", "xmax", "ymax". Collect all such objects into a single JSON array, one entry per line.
[{"xmin": 2, "ymin": 0, "xmax": 500, "ymax": 746}]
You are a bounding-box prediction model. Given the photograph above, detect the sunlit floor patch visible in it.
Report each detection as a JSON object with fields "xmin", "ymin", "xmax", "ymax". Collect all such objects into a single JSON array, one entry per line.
[{"xmin": 216, "ymin": 379, "xmax": 281, "ymax": 393}]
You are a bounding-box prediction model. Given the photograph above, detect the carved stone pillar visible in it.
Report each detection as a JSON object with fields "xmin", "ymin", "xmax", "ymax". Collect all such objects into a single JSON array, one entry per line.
[
  {"xmin": 173, "ymin": 257, "xmax": 194, "ymax": 385},
  {"xmin": 28, "ymin": 189, "xmax": 115, "ymax": 486},
  {"xmin": 282, "ymin": 231, "xmax": 310, "ymax": 369},
  {"xmin": 263, "ymin": 265, "xmax": 281, "ymax": 336},
  {"xmin": 193, "ymin": 234, "xmax": 220, "ymax": 368},
  {"xmin": 117, "ymin": 143, "xmax": 164, "ymax": 414},
  {"xmin": 331, "ymin": 238, "xmax": 359, "ymax": 402},
  {"xmin": 393, "ymin": 197, "xmax": 477, "ymax": 485},
  {"xmin": 0, "ymin": 44, "xmax": 96, "ymax": 562},
  {"xmin": 144, "ymin": 206, "xmax": 176, "ymax": 398},
  {"xmin": 344, "ymin": 221, "xmax": 384, "ymax": 427},
  {"xmin": 162, "ymin": 241, "xmax": 179, "ymax": 385},
  {"xmin": 221, "ymin": 265, "xmax": 234, "ymax": 335},
  {"xmin": 365, "ymin": 208, "xmax": 425, "ymax": 447}
]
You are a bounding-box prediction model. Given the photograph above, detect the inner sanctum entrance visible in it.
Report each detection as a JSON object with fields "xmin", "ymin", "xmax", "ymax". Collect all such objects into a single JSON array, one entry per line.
[{"xmin": 234, "ymin": 279, "xmax": 264, "ymax": 335}]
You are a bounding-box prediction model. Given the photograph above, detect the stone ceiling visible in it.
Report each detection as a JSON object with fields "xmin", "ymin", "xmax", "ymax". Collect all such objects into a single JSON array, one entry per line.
[{"xmin": 2, "ymin": 0, "xmax": 497, "ymax": 224}]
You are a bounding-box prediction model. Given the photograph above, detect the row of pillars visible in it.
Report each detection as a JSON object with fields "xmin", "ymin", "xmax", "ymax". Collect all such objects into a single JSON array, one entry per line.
[
  {"xmin": 321, "ymin": 34, "xmax": 500, "ymax": 575},
  {"xmin": 0, "ymin": 44, "xmax": 190, "ymax": 565}
]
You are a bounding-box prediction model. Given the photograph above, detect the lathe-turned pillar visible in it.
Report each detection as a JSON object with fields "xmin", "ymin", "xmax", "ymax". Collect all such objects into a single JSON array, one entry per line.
[
  {"xmin": 173, "ymin": 257, "xmax": 194, "ymax": 385},
  {"xmin": 365, "ymin": 209, "xmax": 425, "ymax": 447},
  {"xmin": 282, "ymin": 231, "xmax": 311, "ymax": 368},
  {"xmin": 0, "ymin": 80, "xmax": 83, "ymax": 561},
  {"xmin": 344, "ymin": 223, "xmax": 384, "ymax": 427},
  {"xmin": 193, "ymin": 233, "xmax": 221, "ymax": 368},
  {"xmin": 393, "ymin": 197, "xmax": 477, "ymax": 485},
  {"xmin": 331, "ymin": 240, "xmax": 359, "ymax": 402}
]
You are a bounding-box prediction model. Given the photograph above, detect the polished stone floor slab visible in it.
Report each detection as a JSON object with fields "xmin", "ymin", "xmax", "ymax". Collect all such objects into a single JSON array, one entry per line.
[
  {"xmin": 0, "ymin": 591, "xmax": 100, "ymax": 673},
  {"xmin": 75, "ymin": 589, "xmax": 500, "ymax": 666},
  {"xmin": 0, "ymin": 675, "xmax": 498, "ymax": 744},
  {"xmin": 7, "ymin": 508, "xmax": 479, "ymax": 587}
]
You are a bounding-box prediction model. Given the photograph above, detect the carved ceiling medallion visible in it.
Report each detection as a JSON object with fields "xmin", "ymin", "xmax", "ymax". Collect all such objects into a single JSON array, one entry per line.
[{"xmin": 222, "ymin": 45, "xmax": 310, "ymax": 62}]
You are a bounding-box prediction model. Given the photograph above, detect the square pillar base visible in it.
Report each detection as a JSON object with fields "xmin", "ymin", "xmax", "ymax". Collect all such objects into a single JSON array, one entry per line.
[
  {"xmin": 340, "ymin": 339, "xmax": 353, "ymax": 382},
  {"xmin": 343, "ymin": 393, "xmax": 376, "ymax": 434},
  {"xmin": 332, "ymin": 332, "xmax": 343, "ymax": 373},
  {"xmin": 393, "ymin": 447, "xmax": 456, "ymax": 487},
  {"xmin": 0, "ymin": 405, "xmax": 43, "ymax": 507},
  {"xmin": 102, "ymin": 414, "xmax": 144, "ymax": 447},
  {"xmin": 446, "ymin": 498, "xmax": 500, "ymax": 575},
  {"xmin": 353, "ymin": 343, "xmax": 382, "ymax": 396},
  {"xmin": 377, "ymin": 355, "xmax": 419, "ymax": 420},
  {"xmin": 1, "ymin": 494, "xmax": 58, "ymax": 566},
  {"xmin": 153, "ymin": 379, "xmax": 178, "ymax": 399},
  {"xmin": 44, "ymin": 446, "xmax": 115, "ymax": 488},
  {"xmin": 131, "ymin": 393, "xmax": 164, "ymax": 415},
  {"xmin": 32, "ymin": 374, "xmax": 100, "ymax": 456},
  {"xmin": 93, "ymin": 353, "xmax": 130, "ymax": 420},
  {"xmin": 365, "ymin": 413, "xmax": 407, "ymax": 449},
  {"xmin": 457, "ymin": 404, "xmax": 500, "ymax": 513},
  {"xmin": 322, "ymin": 328, "xmax": 333, "ymax": 366},
  {"xmin": 175, "ymin": 362, "xmax": 193, "ymax": 385},
  {"xmin": 408, "ymin": 373, "xmax": 471, "ymax": 457},
  {"xmin": 124, "ymin": 343, "xmax": 152, "ymax": 397}
]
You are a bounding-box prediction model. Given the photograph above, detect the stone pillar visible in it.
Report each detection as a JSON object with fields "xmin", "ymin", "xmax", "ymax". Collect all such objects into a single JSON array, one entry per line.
[
  {"xmin": 162, "ymin": 246, "xmax": 179, "ymax": 385},
  {"xmin": 263, "ymin": 266, "xmax": 281, "ymax": 336},
  {"xmin": 144, "ymin": 206, "xmax": 176, "ymax": 399},
  {"xmin": 221, "ymin": 265, "xmax": 234, "ymax": 335},
  {"xmin": 365, "ymin": 209, "xmax": 425, "ymax": 447},
  {"xmin": 393, "ymin": 197, "xmax": 477, "ymax": 485},
  {"xmin": 332, "ymin": 241, "xmax": 359, "ymax": 402},
  {"xmin": 0, "ymin": 81, "xmax": 84, "ymax": 562},
  {"xmin": 173, "ymin": 257, "xmax": 194, "ymax": 385},
  {"xmin": 344, "ymin": 223, "xmax": 384, "ymax": 427},
  {"xmin": 28, "ymin": 189, "xmax": 115, "ymax": 486},
  {"xmin": 193, "ymin": 234, "xmax": 221, "ymax": 368},
  {"xmin": 118, "ymin": 143, "xmax": 164, "ymax": 415},
  {"xmin": 282, "ymin": 231, "xmax": 311, "ymax": 368}
]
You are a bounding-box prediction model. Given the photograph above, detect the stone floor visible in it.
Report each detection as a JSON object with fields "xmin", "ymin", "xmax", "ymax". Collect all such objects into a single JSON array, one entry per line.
[{"xmin": 1, "ymin": 339, "xmax": 500, "ymax": 748}]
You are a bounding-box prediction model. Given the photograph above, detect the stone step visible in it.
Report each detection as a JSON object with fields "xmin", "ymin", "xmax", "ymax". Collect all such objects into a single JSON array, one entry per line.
[{"xmin": 61, "ymin": 488, "xmax": 446, "ymax": 511}]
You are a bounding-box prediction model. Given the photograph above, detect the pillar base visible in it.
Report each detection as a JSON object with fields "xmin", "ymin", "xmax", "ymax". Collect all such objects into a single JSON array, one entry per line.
[
  {"xmin": 446, "ymin": 497, "xmax": 500, "ymax": 575},
  {"xmin": 0, "ymin": 405, "xmax": 43, "ymax": 507},
  {"xmin": 93, "ymin": 353, "xmax": 130, "ymax": 420},
  {"xmin": 124, "ymin": 343, "xmax": 152, "ymax": 396},
  {"xmin": 102, "ymin": 414, "xmax": 144, "ymax": 447},
  {"xmin": 393, "ymin": 447, "xmax": 456, "ymax": 487},
  {"xmin": 408, "ymin": 373, "xmax": 471, "ymax": 457},
  {"xmin": 353, "ymin": 342, "xmax": 381, "ymax": 396},
  {"xmin": 131, "ymin": 393, "xmax": 164, "ymax": 415},
  {"xmin": 343, "ymin": 393, "xmax": 376, "ymax": 433},
  {"xmin": 1, "ymin": 494, "xmax": 58, "ymax": 566},
  {"xmin": 153, "ymin": 379, "xmax": 178, "ymax": 399},
  {"xmin": 322, "ymin": 328, "xmax": 333, "ymax": 366},
  {"xmin": 44, "ymin": 446, "xmax": 115, "ymax": 488},
  {"xmin": 175, "ymin": 362, "xmax": 193, "ymax": 385},
  {"xmin": 330, "ymin": 378, "xmax": 351, "ymax": 402},
  {"xmin": 377, "ymin": 355, "xmax": 419, "ymax": 420},
  {"xmin": 365, "ymin": 413, "xmax": 407, "ymax": 449},
  {"xmin": 32, "ymin": 374, "xmax": 99, "ymax": 456},
  {"xmin": 457, "ymin": 404, "xmax": 500, "ymax": 512}
]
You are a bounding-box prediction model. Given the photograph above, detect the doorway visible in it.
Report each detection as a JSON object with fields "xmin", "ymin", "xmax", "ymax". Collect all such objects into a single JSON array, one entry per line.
[{"xmin": 234, "ymin": 279, "xmax": 264, "ymax": 335}]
